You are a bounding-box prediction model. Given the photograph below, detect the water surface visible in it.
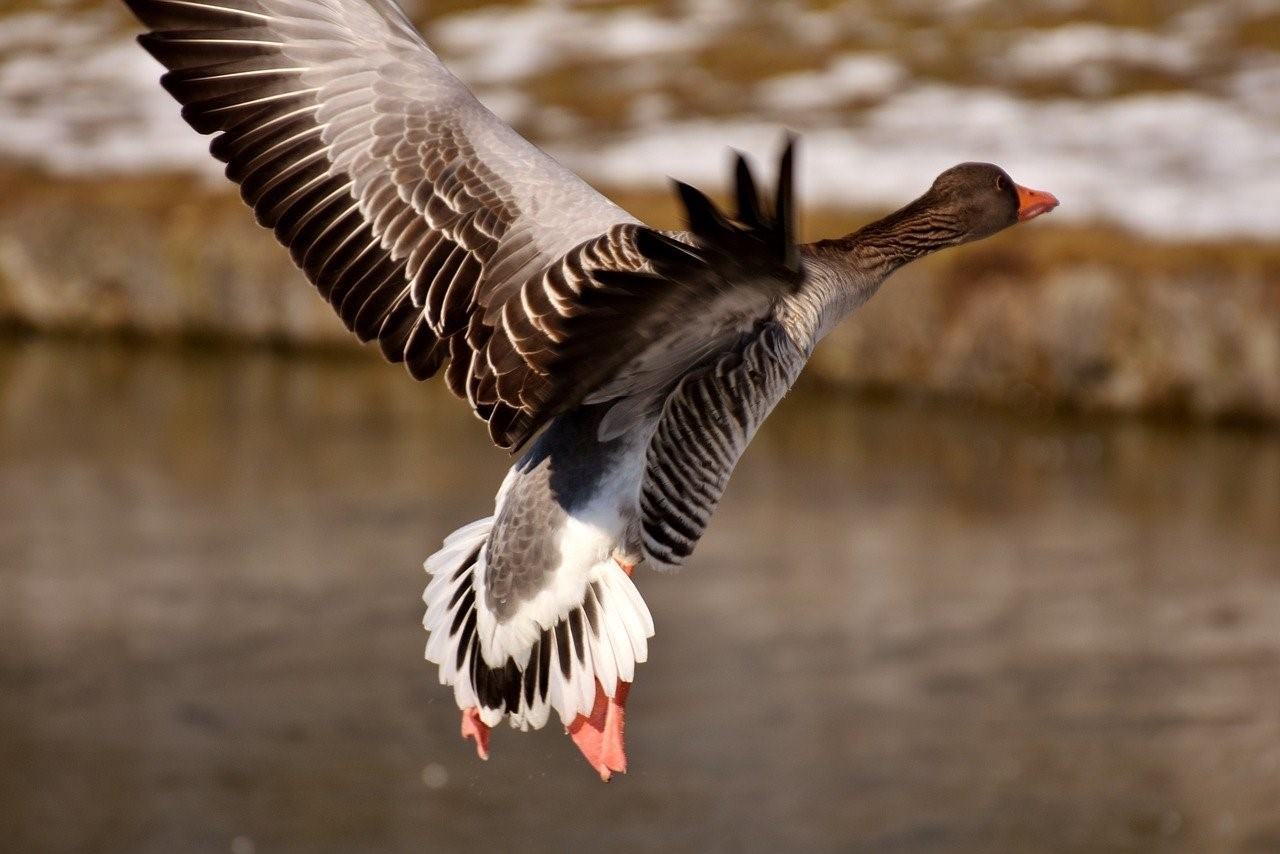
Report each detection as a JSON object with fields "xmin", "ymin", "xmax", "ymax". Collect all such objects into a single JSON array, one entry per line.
[{"xmin": 2, "ymin": 340, "xmax": 1279, "ymax": 853}]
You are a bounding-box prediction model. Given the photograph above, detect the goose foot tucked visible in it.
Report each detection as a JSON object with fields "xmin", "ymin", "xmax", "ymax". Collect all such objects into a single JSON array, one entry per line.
[
  {"xmin": 568, "ymin": 681, "xmax": 631, "ymax": 782},
  {"xmin": 461, "ymin": 707, "xmax": 490, "ymax": 760}
]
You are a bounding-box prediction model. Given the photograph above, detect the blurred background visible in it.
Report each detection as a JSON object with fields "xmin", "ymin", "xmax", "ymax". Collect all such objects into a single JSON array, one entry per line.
[{"xmin": 2, "ymin": 1, "xmax": 1279, "ymax": 852}]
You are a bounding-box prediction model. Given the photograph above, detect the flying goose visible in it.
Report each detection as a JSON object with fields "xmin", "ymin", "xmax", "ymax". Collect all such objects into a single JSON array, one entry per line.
[{"xmin": 123, "ymin": 0, "xmax": 1058, "ymax": 781}]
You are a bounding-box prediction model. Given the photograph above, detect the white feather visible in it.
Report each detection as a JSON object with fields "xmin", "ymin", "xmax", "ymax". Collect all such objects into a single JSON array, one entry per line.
[
  {"xmin": 603, "ymin": 568, "xmax": 650, "ymax": 664},
  {"xmin": 421, "ymin": 436, "xmax": 660, "ymax": 733},
  {"xmin": 570, "ymin": 617, "xmax": 596, "ymax": 715},
  {"xmin": 587, "ymin": 587, "xmax": 619, "ymax": 695},
  {"xmin": 598, "ymin": 583, "xmax": 637, "ymax": 683},
  {"xmin": 441, "ymin": 516, "xmax": 494, "ymax": 550},
  {"xmin": 546, "ymin": 632, "xmax": 571, "ymax": 725}
]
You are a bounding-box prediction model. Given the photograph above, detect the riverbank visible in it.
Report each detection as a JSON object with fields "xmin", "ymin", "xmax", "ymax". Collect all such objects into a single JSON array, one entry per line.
[{"xmin": 2, "ymin": 167, "xmax": 1278, "ymax": 426}]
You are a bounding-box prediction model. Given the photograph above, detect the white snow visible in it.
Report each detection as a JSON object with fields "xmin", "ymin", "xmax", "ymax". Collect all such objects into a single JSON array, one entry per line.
[
  {"xmin": 558, "ymin": 87, "xmax": 1280, "ymax": 240},
  {"xmin": 432, "ymin": 6, "xmax": 717, "ymax": 85},
  {"xmin": 1, "ymin": 7, "xmax": 1277, "ymax": 239},
  {"xmin": 756, "ymin": 54, "xmax": 908, "ymax": 112},
  {"xmin": 999, "ymin": 24, "xmax": 1200, "ymax": 79},
  {"xmin": 0, "ymin": 14, "xmax": 216, "ymax": 176}
]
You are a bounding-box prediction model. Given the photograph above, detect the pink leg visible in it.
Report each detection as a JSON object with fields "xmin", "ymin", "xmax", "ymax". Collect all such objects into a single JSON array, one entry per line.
[
  {"xmin": 460, "ymin": 707, "xmax": 490, "ymax": 760},
  {"xmin": 568, "ymin": 681, "xmax": 631, "ymax": 782},
  {"xmin": 615, "ymin": 557, "xmax": 635, "ymax": 577}
]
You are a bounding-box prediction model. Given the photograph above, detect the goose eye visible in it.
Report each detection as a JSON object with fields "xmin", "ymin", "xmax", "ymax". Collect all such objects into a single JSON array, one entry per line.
[{"xmin": 995, "ymin": 175, "xmax": 1005, "ymax": 191}]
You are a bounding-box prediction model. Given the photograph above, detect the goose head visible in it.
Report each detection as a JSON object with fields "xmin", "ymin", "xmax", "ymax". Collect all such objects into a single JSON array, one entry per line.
[
  {"xmin": 920, "ymin": 162, "xmax": 1059, "ymax": 245},
  {"xmin": 844, "ymin": 163, "xmax": 1059, "ymax": 273}
]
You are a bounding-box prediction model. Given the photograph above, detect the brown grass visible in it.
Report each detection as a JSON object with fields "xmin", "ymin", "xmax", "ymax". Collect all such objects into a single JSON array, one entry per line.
[{"xmin": 2, "ymin": 166, "xmax": 1277, "ymax": 426}]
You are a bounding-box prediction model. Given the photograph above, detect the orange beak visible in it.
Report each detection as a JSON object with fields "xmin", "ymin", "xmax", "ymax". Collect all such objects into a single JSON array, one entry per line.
[{"xmin": 1016, "ymin": 184, "xmax": 1059, "ymax": 222}]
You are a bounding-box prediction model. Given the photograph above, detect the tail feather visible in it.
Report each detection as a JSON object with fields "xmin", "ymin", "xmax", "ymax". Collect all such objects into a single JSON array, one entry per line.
[{"xmin": 423, "ymin": 517, "xmax": 654, "ymax": 733}]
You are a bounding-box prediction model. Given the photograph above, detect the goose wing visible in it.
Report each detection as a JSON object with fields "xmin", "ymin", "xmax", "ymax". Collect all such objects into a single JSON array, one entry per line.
[
  {"xmin": 127, "ymin": 0, "xmax": 783, "ymax": 449},
  {"xmin": 585, "ymin": 143, "xmax": 806, "ymax": 441},
  {"xmin": 628, "ymin": 148, "xmax": 811, "ymax": 569},
  {"xmin": 639, "ymin": 320, "xmax": 807, "ymax": 569}
]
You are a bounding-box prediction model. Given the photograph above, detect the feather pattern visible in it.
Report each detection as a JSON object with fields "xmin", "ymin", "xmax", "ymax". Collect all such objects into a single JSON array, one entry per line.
[
  {"xmin": 125, "ymin": 0, "xmax": 748, "ymax": 450},
  {"xmin": 422, "ymin": 516, "xmax": 654, "ymax": 731},
  {"xmin": 640, "ymin": 321, "xmax": 808, "ymax": 569}
]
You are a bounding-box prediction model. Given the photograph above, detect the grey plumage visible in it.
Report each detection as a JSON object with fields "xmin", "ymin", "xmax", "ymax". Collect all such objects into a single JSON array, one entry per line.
[
  {"xmin": 124, "ymin": 0, "xmax": 1050, "ymax": 748},
  {"xmin": 641, "ymin": 321, "xmax": 807, "ymax": 569}
]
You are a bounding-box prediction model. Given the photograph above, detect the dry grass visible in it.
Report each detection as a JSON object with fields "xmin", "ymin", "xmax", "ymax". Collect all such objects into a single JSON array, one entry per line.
[{"xmin": 2, "ymin": 167, "xmax": 1278, "ymax": 428}]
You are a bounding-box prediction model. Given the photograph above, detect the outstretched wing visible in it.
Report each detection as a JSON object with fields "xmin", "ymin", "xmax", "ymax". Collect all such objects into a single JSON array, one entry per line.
[
  {"xmin": 639, "ymin": 321, "xmax": 807, "ymax": 569},
  {"xmin": 125, "ymin": 0, "xmax": 720, "ymax": 449},
  {"xmin": 635, "ymin": 147, "xmax": 811, "ymax": 570}
]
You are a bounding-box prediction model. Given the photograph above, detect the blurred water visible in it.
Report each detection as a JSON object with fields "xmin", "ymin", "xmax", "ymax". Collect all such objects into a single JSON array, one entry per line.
[{"xmin": 2, "ymin": 339, "xmax": 1280, "ymax": 853}]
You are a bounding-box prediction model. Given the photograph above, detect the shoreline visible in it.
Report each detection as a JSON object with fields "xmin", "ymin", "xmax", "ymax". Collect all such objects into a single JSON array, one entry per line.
[{"xmin": 2, "ymin": 167, "xmax": 1278, "ymax": 429}]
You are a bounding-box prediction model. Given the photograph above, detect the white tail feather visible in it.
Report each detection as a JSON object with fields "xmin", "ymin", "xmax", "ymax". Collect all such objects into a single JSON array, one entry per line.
[{"xmin": 423, "ymin": 517, "xmax": 655, "ymax": 731}]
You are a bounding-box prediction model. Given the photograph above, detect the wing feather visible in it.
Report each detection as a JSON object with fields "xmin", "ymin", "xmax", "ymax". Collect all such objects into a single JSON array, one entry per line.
[
  {"xmin": 127, "ymin": 0, "xmax": 809, "ymax": 453},
  {"xmin": 127, "ymin": 0, "xmax": 656, "ymax": 447},
  {"xmin": 640, "ymin": 323, "xmax": 805, "ymax": 570}
]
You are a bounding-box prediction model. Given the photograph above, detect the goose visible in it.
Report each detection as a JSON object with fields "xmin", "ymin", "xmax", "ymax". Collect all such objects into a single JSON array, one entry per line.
[{"xmin": 122, "ymin": 0, "xmax": 1059, "ymax": 781}]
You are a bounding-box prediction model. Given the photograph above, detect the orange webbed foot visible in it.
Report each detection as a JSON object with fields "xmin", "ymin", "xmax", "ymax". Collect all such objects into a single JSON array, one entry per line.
[
  {"xmin": 461, "ymin": 707, "xmax": 490, "ymax": 760},
  {"xmin": 568, "ymin": 681, "xmax": 631, "ymax": 782}
]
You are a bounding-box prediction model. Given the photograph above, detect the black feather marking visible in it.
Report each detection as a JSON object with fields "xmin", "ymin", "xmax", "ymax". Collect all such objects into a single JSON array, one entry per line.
[
  {"xmin": 634, "ymin": 227, "xmax": 703, "ymax": 271},
  {"xmin": 348, "ymin": 266, "xmax": 406, "ymax": 341},
  {"xmin": 537, "ymin": 628, "xmax": 552, "ymax": 700},
  {"xmin": 424, "ymin": 244, "xmax": 468, "ymax": 330},
  {"xmin": 502, "ymin": 658, "xmax": 522, "ymax": 713},
  {"xmin": 734, "ymin": 151, "xmax": 763, "ymax": 227},
  {"xmin": 445, "ymin": 547, "xmax": 476, "ymax": 606},
  {"xmin": 455, "ymin": 610, "xmax": 476, "ymax": 670},
  {"xmin": 569, "ymin": 609, "xmax": 586, "ymax": 664},
  {"xmin": 555, "ymin": 624, "xmax": 572, "ymax": 679},
  {"xmin": 487, "ymin": 403, "xmax": 521, "ymax": 450},
  {"xmin": 448, "ymin": 570, "xmax": 472, "ymax": 610},
  {"xmin": 523, "ymin": 639, "xmax": 540, "ymax": 707},
  {"xmin": 353, "ymin": 292, "xmax": 406, "ymax": 348},
  {"xmin": 282, "ymin": 183, "xmax": 355, "ymax": 254},
  {"xmin": 582, "ymin": 585, "xmax": 600, "ymax": 634},
  {"xmin": 439, "ymin": 253, "xmax": 482, "ymax": 335},
  {"xmin": 333, "ymin": 243, "xmax": 393, "ymax": 318},
  {"xmin": 270, "ymin": 176, "xmax": 345, "ymax": 242},
  {"xmin": 399, "ymin": 318, "xmax": 439, "ymax": 378},
  {"xmin": 408, "ymin": 336, "xmax": 448, "ymax": 381},
  {"xmin": 450, "ymin": 587, "xmax": 475, "ymax": 636}
]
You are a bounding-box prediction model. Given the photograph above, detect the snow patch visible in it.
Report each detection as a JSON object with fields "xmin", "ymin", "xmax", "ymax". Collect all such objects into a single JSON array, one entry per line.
[
  {"xmin": 432, "ymin": 6, "xmax": 716, "ymax": 85},
  {"xmin": 1000, "ymin": 24, "xmax": 1200, "ymax": 82},
  {"xmin": 0, "ymin": 22, "xmax": 216, "ymax": 176},
  {"xmin": 756, "ymin": 54, "xmax": 907, "ymax": 112},
  {"xmin": 558, "ymin": 87, "xmax": 1280, "ymax": 239},
  {"xmin": 2, "ymin": 7, "xmax": 1277, "ymax": 239}
]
